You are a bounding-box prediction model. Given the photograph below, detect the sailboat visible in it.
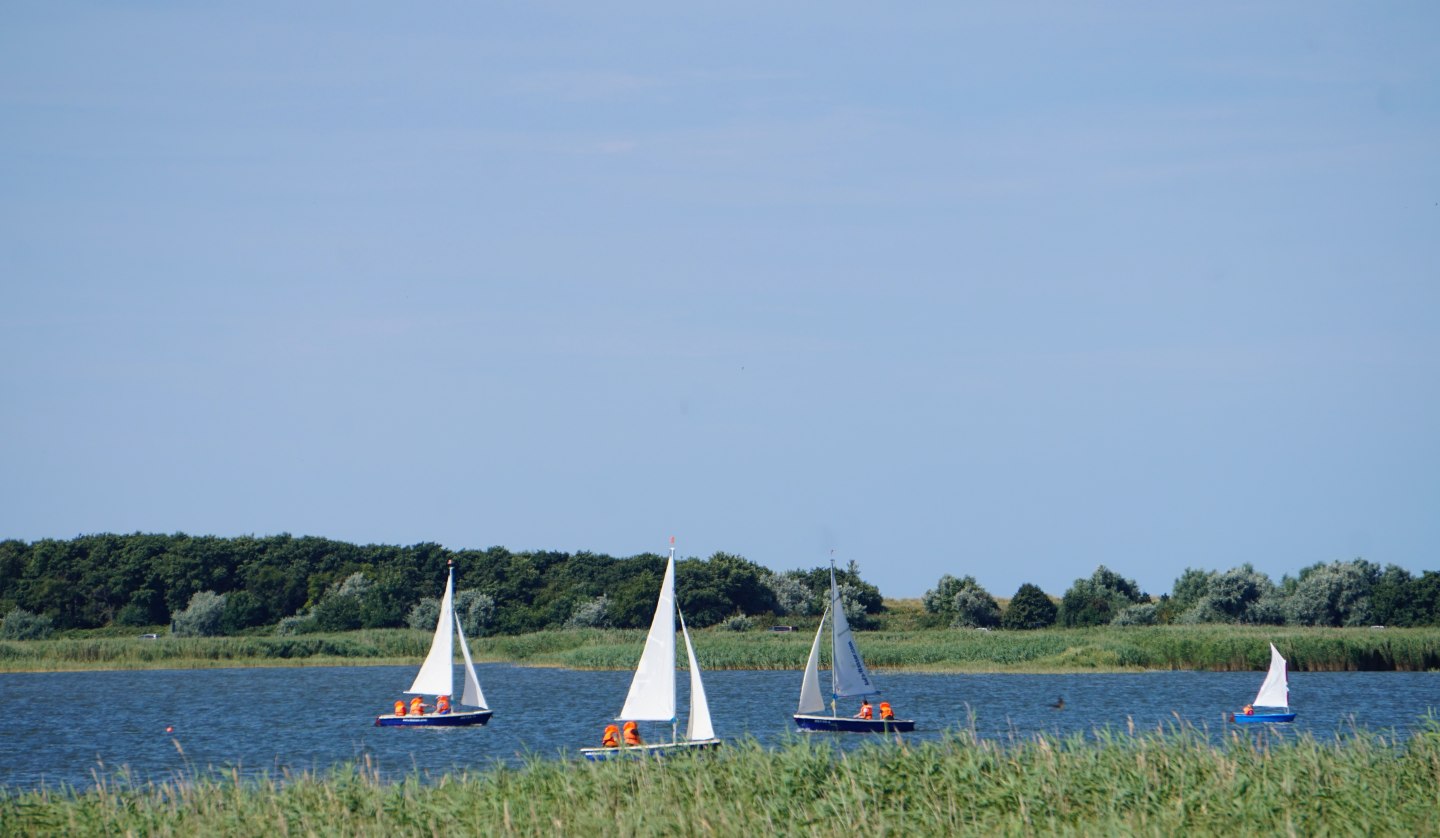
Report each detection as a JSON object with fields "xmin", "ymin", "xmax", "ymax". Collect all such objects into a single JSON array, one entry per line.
[
  {"xmin": 580, "ymin": 539, "xmax": 721, "ymax": 759},
  {"xmin": 375, "ymin": 560, "xmax": 493, "ymax": 727},
  {"xmin": 793, "ymin": 563, "xmax": 915, "ymax": 733},
  {"xmin": 1230, "ymin": 642, "xmax": 1296, "ymax": 725}
]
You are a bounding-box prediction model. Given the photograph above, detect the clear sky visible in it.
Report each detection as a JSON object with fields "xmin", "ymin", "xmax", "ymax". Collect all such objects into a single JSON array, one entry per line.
[{"xmin": 3, "ymin": 3, "xmax": 1437, "ymax": 599}]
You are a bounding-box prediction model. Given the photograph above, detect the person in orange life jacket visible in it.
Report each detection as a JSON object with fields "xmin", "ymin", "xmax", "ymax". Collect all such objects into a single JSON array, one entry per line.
[
  {"xmin": 410, "ymin": 696, "xmax": 425, "ymax": 716},
  {"xmin": 394, "ymin": 700, "xmax": 406, "ymax": 717},
  {"xmin": 879, "ymin": 701, "xmax": 894, "ymax": 721},
  {"xmin": 601, "ymin": 724, "xmax": 620, "ymax": 748},
  {"xmin": 1243, "ymin": 704, "xmax": 1254, "ymax": 716},
  {"xmin": 436, "ymin": 695, "xmax": 450, "ymax": 714},
  {"xmin": 622, "ymin": 721, "xmax": 643, "ymax": 746},
  {"xmin": 854, "ymin": 699, "xmax": 873, "ymax": 719}
]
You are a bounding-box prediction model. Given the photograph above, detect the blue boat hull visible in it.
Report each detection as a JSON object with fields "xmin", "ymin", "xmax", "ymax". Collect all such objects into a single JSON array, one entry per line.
[
  {"xmin": 580, "ymin": 739, "xmax": 722, "ymax": 761},
  {"xmin": 1231, "ymin": 711, "xmax": 1296, "ymax": 725},
  {"xmin": 794, "ymin": 714, "xmax": 916, "ymax": 733},
  {"xmin": 374, "ymin": 709, "xmax": 493, "ymax": 727}
]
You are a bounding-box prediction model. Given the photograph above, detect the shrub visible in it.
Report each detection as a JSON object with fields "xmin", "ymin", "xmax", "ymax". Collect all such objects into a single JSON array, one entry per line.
[
  {"xmin": 719, "ymin": 614, "xmax": 755, "ymax": 632},
  {"xmin": 1111, "ymin": 603, "xmax": 1157, "ymax": 626},
  {"xmin": 566, "ymin": 595, "xmax": 611, "ymax": 629},
  {"xmin": 170, "ymin": 591, "xmax": 227, "ymax": 637},
  {"xmin": 1, "ymin": 608, "xmax": 55, "ymax": 640},
  {"xmin": 455, "ymin": 590, "xmax": 496, "ymax": 637}
]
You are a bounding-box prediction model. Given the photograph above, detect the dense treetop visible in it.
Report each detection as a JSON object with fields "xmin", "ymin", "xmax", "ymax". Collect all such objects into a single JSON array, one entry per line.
[{"xmin": 0, "ymin": 533, "xmax": 881, "ymax": 636}]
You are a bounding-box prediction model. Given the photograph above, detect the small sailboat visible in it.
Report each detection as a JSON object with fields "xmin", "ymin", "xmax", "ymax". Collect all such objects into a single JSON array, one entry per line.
[
  {"xmin": 793, "ymin": 562, "xmax": 915, "ymax": 733},
  {"xmin": 375, "ymin": 560, "xmax": 493, "ymax": 727},
  {"xmin": 580, "ymin": 539, "xmax": 721, "ymax": 759},
  {"xmin": 1230, "ymin": 642, "xmax": 1296, "ymax": 725}
]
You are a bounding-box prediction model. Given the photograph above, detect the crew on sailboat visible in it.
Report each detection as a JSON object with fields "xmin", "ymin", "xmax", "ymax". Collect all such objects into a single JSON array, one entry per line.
[
  {"xmin": 410, "ymin": 696, "xmax": 425, "ymax": 716},
  {"xmin": 601, "ymin": 725, "xmax": 620, "ymax": 748},
  {"xmin": 1242, "ymin": 704, "xmax": 1254, "ymax": 716},
  {"xmin": 879, "ymin": 701, "xmax": 894, "ymax": 721},
  {"xmin": 394, "ymin": 700, "xmax": 406, "ymax": 716},
  {"xmin": 622, "ymin": 721, "xmax": 643, "ymax": 746},
  {"xmin": 854, "ymin": 699, "xmax": 873, "ymax": 719},
  {"xmin": 436, "ymin": 695, "xmax": 450, "ymax": 714}
]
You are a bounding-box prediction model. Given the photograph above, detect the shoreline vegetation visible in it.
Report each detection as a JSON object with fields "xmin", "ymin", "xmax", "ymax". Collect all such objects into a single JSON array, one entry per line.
[
  {"xmin": 3, "ymin": 624, "xmax": 1438, "ymax": 674},
  {"xmin": 6, "ymin": 722, "xmax": 1440, "ymax": 835}
]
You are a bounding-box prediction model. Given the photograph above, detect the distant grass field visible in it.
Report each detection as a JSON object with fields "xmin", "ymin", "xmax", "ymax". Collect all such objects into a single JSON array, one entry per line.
[
  {"xmin": 3, "ymin": 622, "xmax": 1438, "ymax": 674},
  {"xmin": 6, "ymin": 720, "xmax": 1439, "ymax": 836}
]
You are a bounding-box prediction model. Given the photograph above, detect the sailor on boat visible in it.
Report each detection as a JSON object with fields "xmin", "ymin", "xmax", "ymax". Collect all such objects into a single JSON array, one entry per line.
[
  {"xmin": 436, "ymin": 695, "xmax": 450, "ymax": 714},
  {"xmin": 879, "ymin": 701, "xmax": 894, "ymax": 720},
  {"xmin": 601, "ymin": 725, "xmax": 620, "ymax": 748},
  {"xmin": 854, "ymin": 699, "xmax": 873, "ymax": 719},
  {"xmin": 622, "ymin": 721, "xmax": 643, "ymax": 746},
  {"xmin": 409, "ymin": 696, "xmax": 425, "ymax": 716}
]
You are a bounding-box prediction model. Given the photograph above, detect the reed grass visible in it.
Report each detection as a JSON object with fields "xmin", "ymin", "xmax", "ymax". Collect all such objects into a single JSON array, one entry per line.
[
  {"xmin": 5, "ymin": 720, "xmax": 1439, "ymax": 836},
  {"xmin": 3, "ymin": 625, "xmax": 1438, "ymax": 674}
]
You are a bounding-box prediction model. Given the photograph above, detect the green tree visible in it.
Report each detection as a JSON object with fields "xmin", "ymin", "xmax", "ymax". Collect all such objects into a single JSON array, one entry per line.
[
  {"xmin": 924, "ymin": 574, "xmax": 1000, "ymax": 628},
  {"xmin": 1283, "ymin": 559, "xmax": 1378, "ymax": 627},
  {"xmin": 1001, "ymin": 583, "xmax": 1058, "ymax": 630},
  {"xmin": 1059, "ymin": 566, "xmax": 1147, "ymax": 628}
]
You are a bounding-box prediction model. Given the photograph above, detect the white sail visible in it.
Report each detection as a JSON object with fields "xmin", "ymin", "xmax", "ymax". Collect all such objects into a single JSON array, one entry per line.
[
  {"xmin": 829, "ymin": 567, "xmax": 877, "ymax": 698},
  {"xmin": 407, "ymin": 568, "xmax": 456, "ymax": 696},
  {"xmin": 618, "ymin": 551, "xmax": 678, "ymax": 722},
  {"xmin": 454, "ymin": 608, "xmax": 488, "ymax": 709},
  {"xmin": 1253, "ymin": 642, "xmax": 1289, "ymax": 709},
  {"xmin": 797, "ymin": 609, "xmax": 828, "ymax": 714},
  {"xmin": 681, "ymin": 616, "xmax": 715, "ymax": 742}
]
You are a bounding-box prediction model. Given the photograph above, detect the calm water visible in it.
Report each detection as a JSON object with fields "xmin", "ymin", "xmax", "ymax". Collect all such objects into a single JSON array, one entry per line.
[{"xmin": 1, "ymin": 665, "xmax": 1435, "ymax": 791}]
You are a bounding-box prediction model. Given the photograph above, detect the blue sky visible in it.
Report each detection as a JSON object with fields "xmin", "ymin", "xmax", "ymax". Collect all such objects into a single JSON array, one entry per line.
[{"xmin": 3, "ymin": 3, "xmax": 1437, "ymax": 599}]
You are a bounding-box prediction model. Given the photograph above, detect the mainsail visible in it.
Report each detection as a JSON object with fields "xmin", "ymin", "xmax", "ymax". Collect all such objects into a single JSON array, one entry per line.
[
  {"xmin": 828, "ymin": 566, "xmax": 877, "ymax": 698},
  {"xmin": 618, "ymin": 549, "xmax": 679, "ymax": 722},
  {"xmin": 1252, "ymin": 642, "xmax": 1289, "ymax": 709},
  {"xmin": 408, "ymin": 567, "xmax": 457, "ymax": 696}
]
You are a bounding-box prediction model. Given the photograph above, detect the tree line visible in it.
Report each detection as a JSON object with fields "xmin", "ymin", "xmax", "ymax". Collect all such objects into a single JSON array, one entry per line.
[
  {"xmin": 0, "ymin": 533, "xmax": 882, "ymax": 639},
  {"xmin": 922, "ymin": 560, "xmax": 1440, "ymax": 630}
]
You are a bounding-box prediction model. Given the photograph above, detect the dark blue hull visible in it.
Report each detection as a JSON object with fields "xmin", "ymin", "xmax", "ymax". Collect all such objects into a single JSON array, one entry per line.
[
  {"xmin": 794, "ymin": 714, "xmax": 916, "ymax": 733},
  {"xmin": 1231, "ymin": 711, "xmax": 1296, "ymax": 725},
  {"xmin": 374, "ymin": 709, "xmax": 493, "ymax": 727},
  {"xmin": 579, "ymin": 739, "xmax": 722, "ymax": 761}
]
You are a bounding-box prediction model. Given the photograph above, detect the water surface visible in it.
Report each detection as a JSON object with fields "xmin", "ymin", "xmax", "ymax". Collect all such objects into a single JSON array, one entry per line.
[{"xmin": 1, "ymin": 665, "xmax": 1434, "ymax": 791}]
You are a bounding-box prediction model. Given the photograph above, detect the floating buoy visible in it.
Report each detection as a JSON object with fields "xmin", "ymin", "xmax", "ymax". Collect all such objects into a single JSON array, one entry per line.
[{"xmin": 166, "ymin": 726, "xmax": 173, "ymax": 733}]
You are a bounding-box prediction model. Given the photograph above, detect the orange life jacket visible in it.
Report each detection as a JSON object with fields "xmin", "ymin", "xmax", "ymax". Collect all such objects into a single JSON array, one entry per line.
[
  {"xmin": 394, "ymin": 700, "xmax": 406, "ymax": 716},
  {"xmin": 1243, "ymin": 705, "xmax": 1254, "ymax": 716},
  {"xmin": 410, "ymin": 697, "xmax": 425, "ymax": 715},
  {"xmin": 879, "ymin": 702, "xmax": 894, "ymax": 720},
  {"xmin": 602, "ymin": 725, "xmax": 620, "ymax": 747},
  {"xmin": 436, "ymin": 695, "xmax": 450, "ymax": 714},
  {"xmin": 858, "ymin": 703, "xmax": 873, "ymax": 719},
  {"xmin": 623, "ymin": 722, "xmax": 643, "ymax": 746}
]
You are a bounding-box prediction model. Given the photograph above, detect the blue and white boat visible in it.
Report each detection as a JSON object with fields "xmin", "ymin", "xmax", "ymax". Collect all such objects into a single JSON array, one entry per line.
[
  {"xmin": 793, "ymin": 563, "xmax": 915, "ymax": 733},
  {"xmin": 1231, "ymin": 642, "xmax": 1296, "ymax": 725},
  {"xmin": 375, "ymin": 561, "xmax": 493, "ymax": 728},
  {"xmin": 580, "ymin": 540, "xmax": 722, "ymax": 759}
]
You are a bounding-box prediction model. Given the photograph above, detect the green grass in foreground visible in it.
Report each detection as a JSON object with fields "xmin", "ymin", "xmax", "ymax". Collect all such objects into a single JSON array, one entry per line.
[
  {"xmin": 3, "ymin": 625, "xmax": 1438, "ymax": 673},
  {"xmin": 5, "ymin": 721, "xmax": 1440, "ymax": 837}
]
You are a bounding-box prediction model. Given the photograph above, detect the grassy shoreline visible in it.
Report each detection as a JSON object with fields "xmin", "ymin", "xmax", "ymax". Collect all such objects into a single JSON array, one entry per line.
[
  {"xmin": 6, "ymin": 723, "xmax": 1440, "ymax": 836},
  {"xmin": 3, "ymin": 625, "xmax": 1439, "ymax": 674}
]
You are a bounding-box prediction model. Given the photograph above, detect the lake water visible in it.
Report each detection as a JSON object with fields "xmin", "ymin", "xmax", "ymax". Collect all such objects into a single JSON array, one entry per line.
[{"xmin": 1, "ymin": 665, "xmax": 1435, "ymax": 791}]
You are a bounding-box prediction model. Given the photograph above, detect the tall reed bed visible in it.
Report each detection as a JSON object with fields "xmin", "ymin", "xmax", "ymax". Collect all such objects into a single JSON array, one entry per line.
[
  {"xmin": 6, "ymin": 721, "xmax": 1439, "ymax": 836},
  {"xmin": 4, "ymin": 626, "xmax": 1438, "ymax": 673}
]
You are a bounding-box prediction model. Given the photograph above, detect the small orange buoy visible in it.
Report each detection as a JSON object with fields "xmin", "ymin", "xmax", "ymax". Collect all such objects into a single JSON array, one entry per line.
[{"xmin": 166, "ymin": 726, "xmax": 173, "ymax": 733}]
